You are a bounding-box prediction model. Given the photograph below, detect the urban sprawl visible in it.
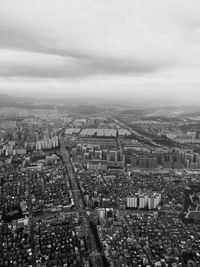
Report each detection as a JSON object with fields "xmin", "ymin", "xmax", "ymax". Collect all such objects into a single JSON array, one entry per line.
[{"xmin": 1, "ymin": 108, "xmax": 200, "ymax": 267}]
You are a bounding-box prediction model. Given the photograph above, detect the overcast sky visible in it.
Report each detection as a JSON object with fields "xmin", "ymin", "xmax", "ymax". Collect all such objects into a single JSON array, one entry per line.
[{"xmin": 0, "ymin": 0, "xmax": 200, "ymax": 104}]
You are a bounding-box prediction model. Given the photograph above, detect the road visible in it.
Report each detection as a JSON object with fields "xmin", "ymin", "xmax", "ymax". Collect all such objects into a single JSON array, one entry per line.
[{"xmin": 58, "ymin": 128, "xmax": 105, "ymax": 267}]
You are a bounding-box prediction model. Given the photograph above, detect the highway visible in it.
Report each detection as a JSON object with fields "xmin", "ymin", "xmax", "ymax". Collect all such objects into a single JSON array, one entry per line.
[{"xmin": 58, "ymin": 127, "xmax": 105, "ymax": 267}]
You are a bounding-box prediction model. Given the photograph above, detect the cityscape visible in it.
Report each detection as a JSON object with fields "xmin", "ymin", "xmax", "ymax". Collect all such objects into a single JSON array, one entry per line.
[
  {"xmin": 1, "ymin": 0, "xmax": 200, "ymax": 266},
  {"xmin": 1, "ymin": 103, "xmax": 200, "ymax": 267}
]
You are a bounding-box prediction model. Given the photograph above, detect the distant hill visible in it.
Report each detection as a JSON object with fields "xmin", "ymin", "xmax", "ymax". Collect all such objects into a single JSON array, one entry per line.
[
  {"xmin": 1, "ymin": 94, "xmax": 200, "ymax": 117},
  {"xmin": 69, "ymin": 104, "xmax": 106, "ymax": 114},
  {"xmin": 119, "ymin": 107, "xmax": 158, "ymax": 116},
  {"xmin": 0, "ymin": 94, "xmax": 19, "ymax": 104},
  {"xmin": 0, "ymin": 94, "xmax": 54, "ymax": 109},
  {"xmin": 0, "ymin": 95, "xmax": 113, "ymax": 113}
]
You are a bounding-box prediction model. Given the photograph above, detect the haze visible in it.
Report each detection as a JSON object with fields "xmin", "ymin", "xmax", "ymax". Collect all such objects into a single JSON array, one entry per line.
[{"xmin": 0, "ymin": 0, "xmax": 200, "ymax": 104}]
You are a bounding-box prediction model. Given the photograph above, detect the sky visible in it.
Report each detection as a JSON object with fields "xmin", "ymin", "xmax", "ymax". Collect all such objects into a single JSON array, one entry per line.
[{"xmin": 0, "ymin": 0, "xmax": 200, "ymax": 104}]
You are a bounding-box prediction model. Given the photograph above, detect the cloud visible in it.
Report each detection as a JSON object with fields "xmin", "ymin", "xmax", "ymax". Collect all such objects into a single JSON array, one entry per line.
[
  {"xmin": 0, "ymin": 48, "xmax": 169, "ymax": 79},
  {"xmin": 0, "ymin": 0, "xmax": 198, "ymax": 76},
  {"xmin": 0, "ymin": 49, "xmax": 86, "ymax": 78},
  {"xmin": 0, "ymin": 0, "xmax": 200, "ymax": 102}
]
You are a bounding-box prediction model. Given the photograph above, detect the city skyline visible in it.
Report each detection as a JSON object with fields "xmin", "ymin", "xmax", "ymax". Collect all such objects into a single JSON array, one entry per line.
[{"xmin": 0, "ymin": 0, "xmax": 200, "ymax": 104}]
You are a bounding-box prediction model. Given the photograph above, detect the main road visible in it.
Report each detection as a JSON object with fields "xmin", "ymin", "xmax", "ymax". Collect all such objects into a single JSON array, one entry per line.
[{"xmin": 58, "ymin": 127, "xmax": 105, "ymax": 267}]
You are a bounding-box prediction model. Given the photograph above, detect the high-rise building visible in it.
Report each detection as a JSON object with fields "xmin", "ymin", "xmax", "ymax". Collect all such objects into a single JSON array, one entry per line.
[
  {"xmin": 190, "ymin": 162, "xmax": 198, "ymax": 169},
  {"xmin": 36, "ymin": 141, "xmax": 41, "ymax": 151},
  {"xmin": 117, "ymin": 150, "xmax": 123, "ymax": 161},
  {"xmin": 127, "ymin": 196, "xmax": 137, "ymax": 208},
  {"xmin": 139, "ymin": 194, "xmax": 148, "ymax": 209},
  {"xmin": 95, "ymin": 150, "xmax": 102, "ymax": 160},
  {"xmin": 148, "ymin": 193, "xmax": 161, "ymax": 209},
  {"xmin": 147, "ymin": 157, "xmax": 157, "ymax": 168},
  {"xmin": 76, "ymin": 144, "xmax": 82, "ymax": 155},
  {"xmin": 98, "ymin": 208, "xmax": 106, "ymax": 220},
  {"xmin": 89, "ymin": 149, "xmax": 94, "ymax": 159},
  {"xmin": 102, "ymin": 149, "xmax": 108, "ymax": 160},
  {"xmin": 109, "ymin": 150, "xmax": 117, "ymax": 162},
  {"xmin": 148, "ymin": 196, "xmax": 157, "ymax": 210},
  {"xmin": 132, "ymin": 155, "xmax": 138, "ymax": 166},
  {"xmin": 138, "ymin": 157, "xmax": 148, "ymax": 168}
]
